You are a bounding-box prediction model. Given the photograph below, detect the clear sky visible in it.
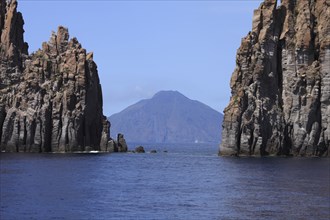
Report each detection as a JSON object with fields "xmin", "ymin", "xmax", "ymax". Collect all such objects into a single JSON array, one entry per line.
[{"xmin": 18, "ymin": 0, "xmax": 263, "ymax": 116}]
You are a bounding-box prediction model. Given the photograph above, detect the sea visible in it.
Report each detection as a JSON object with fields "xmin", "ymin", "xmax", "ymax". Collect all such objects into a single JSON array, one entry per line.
[{"xmin": 1, "ymin": 143, "xmax": 329, "ymax": 220}]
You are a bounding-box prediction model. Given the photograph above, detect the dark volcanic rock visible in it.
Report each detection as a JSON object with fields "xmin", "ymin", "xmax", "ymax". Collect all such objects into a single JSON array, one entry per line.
[
  {"xmin": 221, "ymin": 0, "xmax": 330, "ymax": 157},
  {"xmin": 135, "ymin": 146, "xmax": 145, "ymax": 153},
  {"xmin": 0, "ymin": 0, "xmax": 110, "ymax": 152},
  {"xmin": 0, "ymin": 0, "xmax": 28, "ymax": 88},
  {"xmin": 117, "ymin": 133, "xmax": 128, "ymax": 152}
]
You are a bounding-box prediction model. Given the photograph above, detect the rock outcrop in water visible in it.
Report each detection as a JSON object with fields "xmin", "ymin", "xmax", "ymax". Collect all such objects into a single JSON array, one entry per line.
[
  {"xmin": 0, "ymin": 0, "xmax": 110, "ymax": 152},
  {"xmin": 221, "ymin": 0, "xmax": 329, "ymax": 157}
]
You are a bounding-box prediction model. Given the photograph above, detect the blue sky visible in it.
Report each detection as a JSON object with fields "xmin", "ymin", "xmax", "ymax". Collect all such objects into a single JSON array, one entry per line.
[{"xmin": 18, "ymin": 0, "xmax": 263, "ymax": 116}]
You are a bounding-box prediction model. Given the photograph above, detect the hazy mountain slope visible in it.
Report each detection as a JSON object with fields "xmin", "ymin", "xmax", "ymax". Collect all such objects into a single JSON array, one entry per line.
[{"xmin": 109, "ymin": 91, "xmax": 223, "ymax": 144}]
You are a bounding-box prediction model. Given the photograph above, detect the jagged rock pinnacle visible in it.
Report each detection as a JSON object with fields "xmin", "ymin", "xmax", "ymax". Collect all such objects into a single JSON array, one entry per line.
[{"xmin": 0, "ymin": 0, "xmax": 110, "ymax": 152}]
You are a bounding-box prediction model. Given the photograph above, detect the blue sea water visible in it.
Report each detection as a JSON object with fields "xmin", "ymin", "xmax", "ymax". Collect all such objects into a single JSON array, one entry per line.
[{"xmin": 1, "ymin": 143, "xmax": 329, "ymax": 220}]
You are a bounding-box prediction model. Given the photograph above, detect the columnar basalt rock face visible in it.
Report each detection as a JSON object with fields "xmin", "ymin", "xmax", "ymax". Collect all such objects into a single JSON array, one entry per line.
[
  {"xmin": 0, "ymin": 0, "xmax": 110, "ymax": 152},
  {"xmin": 221, "ymin": 0, "xmax": 329, "ymax": 157}
]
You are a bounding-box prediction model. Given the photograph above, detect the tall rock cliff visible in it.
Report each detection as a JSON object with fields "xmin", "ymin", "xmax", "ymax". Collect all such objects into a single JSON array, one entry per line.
[
  {"xmin": 221, "ymin": 0, "xmax": 329, "ymax": 157},
  {"xmin": 0, "ymin": 0, "xmax": 110, "ymax": 152}
]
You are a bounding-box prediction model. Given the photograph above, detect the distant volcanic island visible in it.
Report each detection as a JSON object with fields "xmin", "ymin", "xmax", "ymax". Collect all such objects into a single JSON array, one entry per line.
[
  {"xmin": 109, "ymin": 90, "xmax": 223, "ymax": 144},
  {"xmin": 0, "ymin": 0, "xmax": 115, "ymax": 152},
  {"xmin": 221, "ymin": 0, "xmax": 329, "ymax": 157}
]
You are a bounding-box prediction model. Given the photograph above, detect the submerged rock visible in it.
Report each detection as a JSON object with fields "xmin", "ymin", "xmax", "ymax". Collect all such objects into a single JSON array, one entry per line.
[
  {"xmin": 221, "ymin": 0, "xmax": 330, "ymax": 157},
  {"xmin": 0, "ymin": 0, "xmax": 110, "ymax": 152}
]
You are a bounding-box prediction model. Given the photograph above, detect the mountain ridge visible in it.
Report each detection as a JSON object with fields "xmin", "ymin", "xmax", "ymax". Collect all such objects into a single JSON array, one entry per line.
[{"xmin": 109, "ymin": 90, "xmax": 223, "ymax": 144}]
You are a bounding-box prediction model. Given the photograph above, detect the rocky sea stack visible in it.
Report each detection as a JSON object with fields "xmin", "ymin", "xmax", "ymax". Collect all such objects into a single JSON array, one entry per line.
[
  {"xmin": 0, "ymin": 0, "xmax": 110, "ymax": 152},
  {"xmin": 221, "ymin": 0, "xmax": 329, "ymax": 157}
]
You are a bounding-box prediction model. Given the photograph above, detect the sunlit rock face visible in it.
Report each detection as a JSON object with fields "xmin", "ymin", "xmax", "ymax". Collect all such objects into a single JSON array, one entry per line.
[
  {"xmin": 221, "ymin": 0, "xmax": 329, "ymax": 157},
  {"xmin": 0, "ymin": 0, "xmax": 110, "ymax": 152}
]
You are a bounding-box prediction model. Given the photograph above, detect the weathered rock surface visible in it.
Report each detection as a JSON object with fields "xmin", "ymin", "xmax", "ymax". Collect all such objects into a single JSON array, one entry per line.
[
  {"xmin": 0, "ymin": 0, "xmax": 28, "ymax": 88},
  {"xmin": 221, "ymin": 0, "xmax": 330, "ymax": 157},
  {"xmin": 0, "ymin": 0, "xmax": 110, "ymax": 152},
  {"xmin": 117, "ymin": 133, "xmax": 128, "ymax": 152}
]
